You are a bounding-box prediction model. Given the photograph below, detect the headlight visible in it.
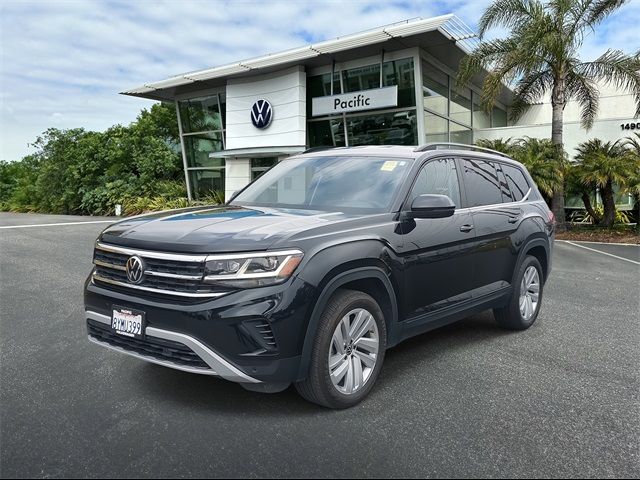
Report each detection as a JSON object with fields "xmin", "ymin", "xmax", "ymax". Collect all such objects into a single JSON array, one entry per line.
[{"xmin": 203, "ymin": 249, "xmax": 304, "ymax": 288}]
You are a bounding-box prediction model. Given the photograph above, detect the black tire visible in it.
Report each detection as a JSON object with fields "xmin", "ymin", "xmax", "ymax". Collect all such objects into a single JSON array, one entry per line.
[
  {"xmin": 295, "ymin": 289, "xmax": 387, "ymax": 409},
  {"xmin": 494, "ymin": 255, "xmax": 544, "ymax": 330}
]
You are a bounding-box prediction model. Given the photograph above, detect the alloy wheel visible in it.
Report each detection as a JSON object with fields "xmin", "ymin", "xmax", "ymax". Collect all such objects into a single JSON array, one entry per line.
[
  {"xmin": 519, "ymin": 265, "xmax": 540, "ymax": 321},
  {"xmin": 328, "ymin": 308, "xmax": 379, "ymax": 395}
]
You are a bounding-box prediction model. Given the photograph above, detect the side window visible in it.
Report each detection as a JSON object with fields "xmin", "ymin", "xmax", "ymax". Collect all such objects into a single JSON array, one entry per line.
[
  {"xmin": 409, "ymin": 158, "xmax": 461, "ymax": 207},
  {"xmin": 502, "ymin": 164, "xmax": 531, "ymax": 201},
  {"xmin": 495, "ymin": 163, "xmax": 513, "ymax": 202},
  {"xmin": 461, "ymin": 158, "xmax": 502, "ymax": 207}
]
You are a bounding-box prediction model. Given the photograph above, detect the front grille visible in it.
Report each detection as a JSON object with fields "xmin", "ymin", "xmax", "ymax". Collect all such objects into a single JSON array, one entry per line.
[
  {"xmin": 87, "ymin": 319, "xmax": 209, "ymax": 369},
  {"xmin": 92, "ymin": 243, "xmax": 233, "ymax": 298}
]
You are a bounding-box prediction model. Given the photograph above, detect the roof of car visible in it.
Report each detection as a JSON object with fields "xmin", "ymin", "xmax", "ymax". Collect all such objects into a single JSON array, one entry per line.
[{"xmin": 298, "ymin": 145, "xmax": 523, "ymax": 166}]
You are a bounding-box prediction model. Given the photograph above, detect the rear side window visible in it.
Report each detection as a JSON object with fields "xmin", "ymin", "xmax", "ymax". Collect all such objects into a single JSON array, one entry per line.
[
  {"xmin": 409, "ymin": 158, "xmax": 461, "ymax": 207},
  {"xmin": 461, "ymin": 159, "xmax": 502, "ymax": 207},
  {"xmin": 495, "ymin": 164, "xmax": 513, "ymax": 202},
  {"xmin": 502, "ymin": 164, "xmax": 530, "ymax": 201}
]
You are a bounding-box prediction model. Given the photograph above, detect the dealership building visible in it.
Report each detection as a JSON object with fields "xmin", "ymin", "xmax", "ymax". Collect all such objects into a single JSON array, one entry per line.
[{"xmin": 123, "ymin": 14, "xmax": 637, "ymax": 206}]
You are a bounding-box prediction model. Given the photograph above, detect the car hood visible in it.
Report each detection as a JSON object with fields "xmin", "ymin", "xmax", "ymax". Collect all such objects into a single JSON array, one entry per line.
[{"xmin": 99, "ymin": 205, "xmax": 378, "ymax": 253}]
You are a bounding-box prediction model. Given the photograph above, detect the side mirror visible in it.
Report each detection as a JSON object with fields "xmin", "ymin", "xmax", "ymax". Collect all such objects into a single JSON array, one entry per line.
[{"xmin": 410, "ymin": 194, "xmax": 455, "ymax": 219}]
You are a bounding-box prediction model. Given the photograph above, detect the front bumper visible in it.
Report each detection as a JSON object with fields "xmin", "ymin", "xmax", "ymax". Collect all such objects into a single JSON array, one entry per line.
[
  {"xmin": 86, "ymin": 310, "xmax": 261, "ymax": 383},
  {"xmin": 84, "ymin": 274, "xmax": 316, "ymax": 385}
]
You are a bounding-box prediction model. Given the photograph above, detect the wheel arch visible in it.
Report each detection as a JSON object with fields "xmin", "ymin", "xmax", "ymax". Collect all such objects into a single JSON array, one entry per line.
[
  {"xmin": 295, "ymin": 267, "xmax": 399, "ymax": 382},
  {"xmin": 516, "ymin": 235, "xmax": 551, "ymax": 283}
]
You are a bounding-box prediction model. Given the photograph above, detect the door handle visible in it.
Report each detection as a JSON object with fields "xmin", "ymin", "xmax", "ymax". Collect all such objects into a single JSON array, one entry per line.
[
  {"xmin": 507, "ymin": 216, "xmax": 520, "ymax": 224},
  {"xmin": 460, "ymin": 224, "xmax": 475, "ymax": 233}
]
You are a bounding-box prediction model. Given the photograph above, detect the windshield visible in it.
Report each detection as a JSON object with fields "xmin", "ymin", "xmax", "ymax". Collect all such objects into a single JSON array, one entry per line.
[{"xmin": 230, "ymin": 155, "xmax": 412, "ymax": 212}]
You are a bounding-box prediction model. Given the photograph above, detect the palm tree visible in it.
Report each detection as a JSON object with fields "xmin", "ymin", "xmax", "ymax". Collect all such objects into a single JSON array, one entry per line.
[
  {"xmin": 573, "ymin": 139, "xmax": 638, "ymax": 227},
  {"xmin": 512, "ymin": 137, "xmax": 566, "ymax": 202},
  {"xmin": 475, "ymin": 137, "xmax": 518, "ymax": 155},
  {"xmin": 457, "ymin": 0, "xmax": 640, "ymax": 231},
  {"xmin": 622, "ymin": 132, "xmax": 640, "ymax": 226}
]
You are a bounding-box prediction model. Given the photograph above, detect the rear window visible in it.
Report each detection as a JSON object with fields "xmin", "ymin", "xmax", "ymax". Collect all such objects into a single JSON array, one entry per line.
[{"xmin": 502, "ymin": 164, "xmax": 530, "ymax": 201}]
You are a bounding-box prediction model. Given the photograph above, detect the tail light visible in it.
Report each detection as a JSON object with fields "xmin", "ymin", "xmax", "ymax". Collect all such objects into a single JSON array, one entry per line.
[{"xmin": 548, "ymin": 211, "xmax": 556, "ymax": 225}]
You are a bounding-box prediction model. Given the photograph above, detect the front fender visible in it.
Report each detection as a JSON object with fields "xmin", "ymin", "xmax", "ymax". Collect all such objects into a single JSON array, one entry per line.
[{"xmin": 294, "ymin": 240, "xmax": 401, "ymax": 381}]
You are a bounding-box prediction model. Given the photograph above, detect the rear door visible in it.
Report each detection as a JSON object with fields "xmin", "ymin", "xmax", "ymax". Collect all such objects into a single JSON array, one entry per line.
[
  {"xmin": 398, "ymin": 157, "xmax": 477, "ymax": 320},
  {"xmin": 460, "ymin": 157, "xmax": 522, "ymax": 297}
]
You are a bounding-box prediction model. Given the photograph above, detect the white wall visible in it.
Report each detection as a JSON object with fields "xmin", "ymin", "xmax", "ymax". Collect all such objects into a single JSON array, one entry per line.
[
  {"xmin": 224, "ymin": 158, "xmax": 251, "ymax": 202},
  {"xmin": 476, "ymin": 118, "xmax": 634, "ymax": 158},
  {"xmin": 476, "ymin": 80, "xmax": 638, "ymax": 158},
  {"xmin": 225, "ymin": 66, "xmax": 307, "ymax": 150}
]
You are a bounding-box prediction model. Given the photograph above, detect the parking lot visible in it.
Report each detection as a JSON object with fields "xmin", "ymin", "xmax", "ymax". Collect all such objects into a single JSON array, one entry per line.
[{"xmin": 1, "ymin": 212, "xmax": 638, "ymax": 478}]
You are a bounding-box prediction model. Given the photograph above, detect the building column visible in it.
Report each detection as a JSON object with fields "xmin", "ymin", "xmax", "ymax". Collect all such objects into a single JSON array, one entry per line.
[{"xmin": 224, "ymin": 157, "xmax": 251, "ymax": 201}]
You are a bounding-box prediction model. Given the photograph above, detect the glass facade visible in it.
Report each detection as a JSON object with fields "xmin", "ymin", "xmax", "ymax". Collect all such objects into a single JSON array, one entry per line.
[
  {"xmin": 307, "ymin": 119, "xmax": 346, "ymax": 147},
  {"xmin": 473, "ymin": 96, "xmax": 491, "ymax": 129},
  {"xmin": 424, "ymin": 111, "xmax": 448, "ymax": 143},
  {"xmin": 251, "ymin": 157, "xmax": 278, "ymax": 181},
  {"xmin": 421, "ymin": 59, "xmax": 508, "ymax": 143},
  {"xmin": 307, "ymin": 58, "xmax": 416, "ymax": 148},
  {"xmin": 188, "ymin": 168, "xmax": 225, "ymax": 199},
  {"xmin": 178, "ymin": 93, "xmax": 226, "ymax": 199},
  {"xmin": 450, "ymin": 87, "xmax": 472, "ymax": 126},
  {"xmin": 175, "ymin": 51, "xmax": 511, "ymax": 199}
]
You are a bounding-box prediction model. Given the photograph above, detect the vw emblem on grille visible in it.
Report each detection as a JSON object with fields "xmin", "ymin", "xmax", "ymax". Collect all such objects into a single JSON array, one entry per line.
[
  {"xmin": 125, "ymin": 256, "xmax": 145, "ymax": 284},
  {"xmin": 250, "ymin": 99, "xmax": 273, "ymax": 129}
]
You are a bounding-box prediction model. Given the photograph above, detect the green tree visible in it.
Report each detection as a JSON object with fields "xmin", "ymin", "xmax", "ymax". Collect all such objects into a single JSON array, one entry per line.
[
  {"xmin": 458, "ymin": 0, "xmax": 640, "ymax": 231},
  {"xmin": 476, "ymin": 137, "xmax": 565, "ymax": 203},
  {"xmin": 572, "ymin": 139, "xmax": 639, "ymax": 227},
  {"xmin": 0, "ymin": 102, "xmax": 184, "ymax": 215},
  {"xmin": 475, "ymin": 137, "xmax": 518, "ymax": 155},
  {"xmin": 512, "ymin": 137, "xmax": 566, "ymax": 202},
  {"xmin": 622, "ymin": 132, "xmax": 640, "ymax": 226}
]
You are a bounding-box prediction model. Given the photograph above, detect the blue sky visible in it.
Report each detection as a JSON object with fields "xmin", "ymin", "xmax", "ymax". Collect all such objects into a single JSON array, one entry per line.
[{"xmin": 1, "ymin": 0, "xmax": 638, "ymax": 160}]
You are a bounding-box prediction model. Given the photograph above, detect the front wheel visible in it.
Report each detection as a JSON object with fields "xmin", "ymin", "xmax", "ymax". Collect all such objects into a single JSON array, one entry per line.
[
  {"xmin": 494, "ymin": 255, "xmax": 544, "ymax": 330},
  {"xmin": 295, "ymin": 289, "xmax": 387, "ymax": 409}
]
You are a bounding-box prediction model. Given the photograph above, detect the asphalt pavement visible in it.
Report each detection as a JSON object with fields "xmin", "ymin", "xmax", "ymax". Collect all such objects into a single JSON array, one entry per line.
[{"xmin": 1, "ymin": 213, "xmax": 639, "ymax": 478}]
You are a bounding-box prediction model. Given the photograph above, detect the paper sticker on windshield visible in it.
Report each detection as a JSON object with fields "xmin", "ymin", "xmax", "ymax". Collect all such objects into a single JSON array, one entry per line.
[{"xmin": 381, "ymin": 161, "xmax": 398, "ymax": 172}]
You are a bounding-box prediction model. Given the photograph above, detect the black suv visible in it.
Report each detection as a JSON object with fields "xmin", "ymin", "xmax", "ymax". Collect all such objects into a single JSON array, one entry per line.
[{"xmin": 85, "ymin": 144, "xmax": 554, "ymax": 409}]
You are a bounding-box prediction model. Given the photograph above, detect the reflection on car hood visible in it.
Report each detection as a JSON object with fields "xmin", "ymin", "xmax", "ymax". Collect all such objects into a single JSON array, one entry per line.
[{"xmin": 99, "ymin": 205, "xmax": 376, "ymax": 253}]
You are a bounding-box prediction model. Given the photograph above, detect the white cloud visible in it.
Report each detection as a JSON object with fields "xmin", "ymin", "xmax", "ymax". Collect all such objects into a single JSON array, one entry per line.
[{"xmin": 1, "ymin": 0, "xmax": 637, "ymax": 160}]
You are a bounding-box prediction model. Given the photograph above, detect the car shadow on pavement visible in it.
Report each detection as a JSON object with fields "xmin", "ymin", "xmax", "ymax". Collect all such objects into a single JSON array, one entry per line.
[{"xmin": 135, "ymin": 310, "xmax": 514, "ymax": 415}]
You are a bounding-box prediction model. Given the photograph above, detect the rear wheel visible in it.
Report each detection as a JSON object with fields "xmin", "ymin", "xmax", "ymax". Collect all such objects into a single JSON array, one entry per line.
[
  {"xmin": 494, "ymin": 255, "xmax": 544, "ymax": 330},
  {"xmin": 295, "ymin": 289, "xmax": 386, "ymax": 409}
]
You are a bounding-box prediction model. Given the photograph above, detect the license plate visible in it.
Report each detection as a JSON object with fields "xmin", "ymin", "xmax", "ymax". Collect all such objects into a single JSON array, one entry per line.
[{"xmin": 111, "ymin": 306, "xmax": 145, "ymax": 339}]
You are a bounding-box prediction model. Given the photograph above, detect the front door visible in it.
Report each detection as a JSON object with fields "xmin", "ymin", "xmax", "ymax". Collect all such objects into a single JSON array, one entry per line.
[{"xmin": 398, "ymin": 157, "xmax": 477, "ymax": 320}]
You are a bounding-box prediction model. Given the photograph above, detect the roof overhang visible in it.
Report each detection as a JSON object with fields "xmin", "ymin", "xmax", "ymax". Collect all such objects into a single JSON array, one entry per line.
[
  {"xmin": 213, "ymin": 146, "xmax": 307, "ymax": 158},
  {"xmin": 121, "ymin": 14, "xmax": 513, "ymax": 105}
]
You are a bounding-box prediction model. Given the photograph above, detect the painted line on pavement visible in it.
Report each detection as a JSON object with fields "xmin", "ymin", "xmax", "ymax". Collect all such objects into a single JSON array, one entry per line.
[
  {"xmin": 0, "ymin": 220, "xmax": 116, "ymax": 230},
  {"xmin": 560, "ymin": 240, "xmax": 638, "ymax": 247},
  {"xmin": 560, "ymin": 240, "xmax": 640, "ymax": 266}
]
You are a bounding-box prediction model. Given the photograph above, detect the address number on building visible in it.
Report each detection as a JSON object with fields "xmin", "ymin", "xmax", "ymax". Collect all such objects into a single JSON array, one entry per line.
[{"xmin": 621, "ymin": 122, "xmax": 640, "ymax": 131}]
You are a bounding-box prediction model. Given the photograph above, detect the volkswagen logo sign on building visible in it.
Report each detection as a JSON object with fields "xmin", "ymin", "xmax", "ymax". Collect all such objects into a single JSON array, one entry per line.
[
  {"xmin": 125, "ymin": 256, "xmax": 145, "ymax": 284},
  {"xmin": 250, "ymin": 99, "xmax": 273, "ymax": 129}
]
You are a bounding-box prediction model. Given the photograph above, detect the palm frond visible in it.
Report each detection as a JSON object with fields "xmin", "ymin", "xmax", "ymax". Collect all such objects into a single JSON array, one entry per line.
[
  {"xmin": 510, "ymin": 137, "xmax": 567, "ymax": 196},
  {"xmin": 584, "ymin": 0, "xmax": 629, "ymax": 27},
  {"xmin": 475, "ymin": 137, "xmax": 518, "ymax": 155},
  {"xmin": 565, "ymin": 71, "xmax": 600, "ymax": 129},
  {"xmin": 574, "ymin": 138, "xmax": 637, "ymax": 188},
  {"xmin": 510, "ymin": 69, "xmax": 555, "ymax": 120},
  {"xmin": 478, "ymin": 0, "xmax": 544, "ymax": 37},
  {"xmin": 577, "ymin": 50, "xmax": 640, "ymax": 117}
]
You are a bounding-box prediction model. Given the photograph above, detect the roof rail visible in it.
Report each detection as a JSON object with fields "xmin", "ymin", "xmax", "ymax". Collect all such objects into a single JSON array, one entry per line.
[{"xmin": 415, "ymin": 142, "xmax": 512, "ymax": 159}]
